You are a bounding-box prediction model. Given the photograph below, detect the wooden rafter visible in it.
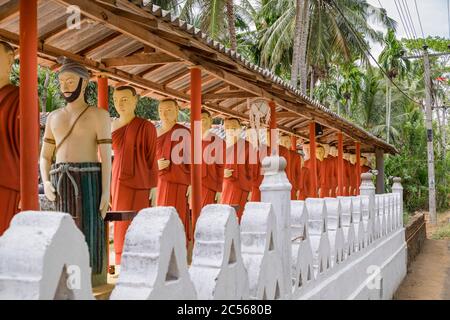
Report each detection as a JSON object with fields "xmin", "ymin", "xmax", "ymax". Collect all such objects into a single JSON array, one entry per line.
[
  {"xmin": 203, "ymin": 91, "xmax": 256, "ymax": 100},
  {"xmin": 102, "ymin": 52, "xmax": 180, "ymax": 67},
  {"xmin": 0, "ymin": 0, "xmax": 19, "ymax": 23}
]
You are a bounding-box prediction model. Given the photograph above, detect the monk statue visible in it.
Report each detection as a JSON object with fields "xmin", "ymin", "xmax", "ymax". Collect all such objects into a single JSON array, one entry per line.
[
  {"xmin": 319, "ymin": 144, "xmax": 335, "ymax": 198},
  {"xmin": 343, "ymin": 152, "xmax": 351, "ymax": 196},
  {"xmin": 220, "ymin": 117, "xmax": 253, "ymax": 220},
  {"xmin": 349, "ymin": 153, "xmax": 357, "ymax": 196},
  {"xmin": 361, "ymin": 156, "xmax": 371, "ymax": 174},
  {"xmin": 298, "ymin": 145, "xmax": 311, "ymax": 200},
  {"xmin": 280, "ymin": 134, "xmax": 300, "ymax": 199},
  {"xmin": 40, "ymin": 57, "xmax": 112, "ymax": 285},
  {"xmin": 111, "ymin": 86, "xmax": 158, "ymax": 267},
  {"xmin": 200, "ymin": 109, "xmax": 225, "ymax": 216},
  {"xmin": 0, "ymin": 41, "xmax": 20, "ymax": 236},
  {"xmin": 315, "ymin": 145, "xmax": 326, "ymax": 198},
  {"xmin": 249, "ymin": 128, "xmax": 269, "ymax": 202},
  {"xmin": 328, "ymin": 145, "xmax": 338, "ymax": 197},
  {"xmin": 156, "ymin": 99, "xmax": 191, "ymax": 240}
]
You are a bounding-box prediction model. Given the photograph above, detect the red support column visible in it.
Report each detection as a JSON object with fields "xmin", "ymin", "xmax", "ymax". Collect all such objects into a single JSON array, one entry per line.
[
  {"xmin": 269, "ymin": 101, "xmax": 277, "ymax": 155},
  {"xmin": 290, "ymin": 136, "xmax": 297, "ymax": 151},
  {"xmin": 355, "ymin": 141, "xmax": 361, "ymax": 195},
  {"xmin": 309, "ymin": 122, "xmax": 318, "ymax": 197},
  {"xmin": 19, "ymin": 0, "xmax": 39, "ymax": 210},
  {"xmin": 97, "ymin": 76, "xmax": 109, "ymax": 111},
  {"xmin": 337, "ymin": 132, "xmax": 344, "ymax": 196},
  {"xmin": 190, "ymin": 67, "xmax": 202, "ymax": 232}
]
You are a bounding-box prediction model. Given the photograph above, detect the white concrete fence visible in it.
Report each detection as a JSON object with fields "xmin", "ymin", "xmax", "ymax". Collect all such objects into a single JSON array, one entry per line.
[{"xmin": 0, "ymin": 156, "xmax": 407, "ymax": 300}]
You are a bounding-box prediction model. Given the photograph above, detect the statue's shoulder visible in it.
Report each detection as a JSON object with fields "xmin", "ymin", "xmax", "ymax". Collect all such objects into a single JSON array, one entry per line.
[
  {"xmin": 90, "ymin": 106, "xmax": 110, "ymax": 119},
  {"xmin": 47, "ymin": 108, "xmax": 64, "ymax": 123}
]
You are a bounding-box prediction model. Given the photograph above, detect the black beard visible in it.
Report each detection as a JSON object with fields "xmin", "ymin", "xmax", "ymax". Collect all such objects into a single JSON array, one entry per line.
[{"xmin": 62, "ymin": 78, "xmax": 83, "ymax": 103}]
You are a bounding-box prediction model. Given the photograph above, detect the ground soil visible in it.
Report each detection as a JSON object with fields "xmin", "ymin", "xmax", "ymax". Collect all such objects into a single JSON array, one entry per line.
[{"xmin": 395, "ymin": 211, "xmax": 450, "ymax": 300}]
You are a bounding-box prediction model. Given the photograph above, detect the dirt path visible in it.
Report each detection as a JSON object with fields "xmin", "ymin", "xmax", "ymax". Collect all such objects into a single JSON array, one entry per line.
[{"xmin": 395, "ymin": 211, "xmax": 450, "ymax": 300}]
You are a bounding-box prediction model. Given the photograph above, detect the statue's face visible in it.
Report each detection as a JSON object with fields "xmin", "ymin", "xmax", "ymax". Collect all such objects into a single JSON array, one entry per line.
[
  {"xmin": 322, "ymin": 144, "xmax": 330, "ymax": 158},
  {"xmin": 58, "ymin": 71, "xmax": 87, "ymax": 103},
  {"xmin": 224, "ymin": 119, "xmax": 241, "ymax": 140},
  {"xmin": 349, "ymin": 154, "xmax": 356, "ymax": 164},
  {"xmin": 316, "ymin": 146, "xmax": 325, "ymax": 160},
  {"xmin": 343, "ymin": 153, "xmax": 350, "ymax": 160},
  {"xmin": 0, "ymin": 45, "xmax": 13, "ymax": 80},
  {"xmin": 280, "ymin": 135, "xmax": 291, "ymax": 149},
  {"xmin": 159, "ymin": 100, "xmax": 178, "ymax": 124},
  {"xmin": 360, "ymin": 157, "xmax": 366, "ymax": 166},
  {"xmin": 329, "ymin": 146, "xmax": 337, "ymax": 157},
  {"xmin": 113, "ymin": 89, "xmax": 137, "ymax": 118},
  {"xmin": 201, "ymin": 112, "xmax": 212, "ymax": 135}
]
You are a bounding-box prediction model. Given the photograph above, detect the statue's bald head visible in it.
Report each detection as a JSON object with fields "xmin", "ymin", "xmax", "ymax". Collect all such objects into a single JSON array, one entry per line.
[{"xmin": 0, "ymin": 41, "xmax": 14, "ymax": 77}]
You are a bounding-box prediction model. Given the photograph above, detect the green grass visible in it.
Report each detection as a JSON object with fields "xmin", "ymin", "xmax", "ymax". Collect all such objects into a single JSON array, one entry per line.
[{"xmin": 431, "ymin": 223, "xmax": 450, "ymax": 240}]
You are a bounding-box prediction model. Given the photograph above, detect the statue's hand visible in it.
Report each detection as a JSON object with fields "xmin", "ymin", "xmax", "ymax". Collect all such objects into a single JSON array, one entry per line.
[
  {"xmin": 158, "ymin": 158, "xmax": 171, "ymax": 170},
  {"xmin": 99, "ymin": 194, "xmax": 109, "ymax": 219},
  {"xmin": 215, "ymin": 192, "xmax": 222, "ymax": 203},
  {"xmin": 224, "ymin": 169, "xmax": 234, "ymax": 178},
  {"xmin": 44, "ymin": 181, "xmax": 56, "ymax": 202},
  {"xmin": 149, "ymin": 187, "xmax": 157, "ymax": 206}
]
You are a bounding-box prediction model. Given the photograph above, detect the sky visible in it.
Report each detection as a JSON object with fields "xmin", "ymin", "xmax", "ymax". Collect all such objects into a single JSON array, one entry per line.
[{"xmin": 367, "ymin": 0, "xmax": 450, "ymax": 58}]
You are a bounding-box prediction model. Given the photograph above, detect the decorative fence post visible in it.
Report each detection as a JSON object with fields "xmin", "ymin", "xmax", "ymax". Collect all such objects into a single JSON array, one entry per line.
[
  {"xmin": 359, "ymin": 173, "xmax": 376, "ymax": 244},
  {"xmin": 260, "ymin": 155, "xmax": 292, "ymax": 298},
  {"xmin": 391, "ymin": 177, "xmax": 404, "ymax": 228}
]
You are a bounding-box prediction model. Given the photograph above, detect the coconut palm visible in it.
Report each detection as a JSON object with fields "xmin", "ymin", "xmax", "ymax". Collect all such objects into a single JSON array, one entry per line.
[
  {"xmin": 378, "ymin": 28, "xmax": 410, "ymax": 143},
  {"xmin": 256, "ymin": 0, "xmax": 395, "ymax": 94}
]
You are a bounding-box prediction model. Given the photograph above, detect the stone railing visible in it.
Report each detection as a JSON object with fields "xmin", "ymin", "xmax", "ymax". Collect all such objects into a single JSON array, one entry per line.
[{"xmin": 0, "ymin": 156, "xmax": 407, "ymax": 300}]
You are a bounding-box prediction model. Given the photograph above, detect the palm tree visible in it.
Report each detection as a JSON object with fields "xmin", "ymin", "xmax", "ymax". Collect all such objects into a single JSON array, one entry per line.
[
  {"xmin": 378, "ymin": 29, "xmax": 410, "ymax": 144},
  {"xmin": 180, "ymin": 0, "xmax": 254, "ymax": 51},
  {"xmin": 256, "ymin": 0, "xmax": 395, "ymax": 93}
]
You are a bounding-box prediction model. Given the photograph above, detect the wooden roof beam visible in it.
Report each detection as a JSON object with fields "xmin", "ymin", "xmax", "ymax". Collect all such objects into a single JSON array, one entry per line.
[
  {"xmin": 203, "ymin": 91, "xmax": 257, "ymax": 100},
  {"xmin": 102, "ymin": 52, "xmax": 180, "ymax": 67},
  {"xmin": 0, "ymin": 0, "xmax": 19, "ymax": 23}
]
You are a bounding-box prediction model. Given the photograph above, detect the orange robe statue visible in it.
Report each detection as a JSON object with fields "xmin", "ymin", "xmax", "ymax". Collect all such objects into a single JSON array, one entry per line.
[
  {"xmin": 290, "ymin": 150, "xmax": 301, "ymax": 200},
  {"xmin": 250, "ymin": 144, "xmax": 269, "ymax": 202},
  {"xmin": 321, "ymin": 157, "xmax": 336, "ymax": 198},
  {"xmin": 343, "ymin": 160, "xmax": 351, "ymax": 196},
  {"xmin": 156, "ymin": 123, "xmax": 191, "ymax": 238},
  {"xmin": 0, "ymin": 84, "xmax": 20, "ymax": 236},
  {"xmin": 201, "ymin": 132, "xmax": 225, "ymax": 208},
  {"xmin": 111, "ymin": 117, "xmax": 158, "ymax": 264},
  {"xmin": 298, "ymin": 166, "xmax": 312, "ymax": 200},
  {"xmin": 221, "ymin": 139, "xmax": 253, "ymax": 220}
]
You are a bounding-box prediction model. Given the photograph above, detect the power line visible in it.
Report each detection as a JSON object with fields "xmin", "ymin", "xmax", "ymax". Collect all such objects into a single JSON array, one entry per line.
[
  {"xmin": 329, "ymin": 0, "xmax": 422, "ymax": 106},
  {"xmin": 413, "ymin": 0, "xmax": 426, "ymax": 44},
  {"xmin": 398, "ymin": 0, "xmax": 422, "ymax": 56},
  {"xmin": 394, "ymin": 0, "xmax": 414, "ymax": 41}
]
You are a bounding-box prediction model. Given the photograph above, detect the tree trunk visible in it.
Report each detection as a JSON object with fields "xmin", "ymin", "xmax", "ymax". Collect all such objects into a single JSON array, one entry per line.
[
  {"xmin": 309, "ymin": 65, "xmax": 314, "ymax": 99},
  {"xmin": 385, "ymin": 79, "xmax": 390, "ymax": 144},
  {"xmin": 298, "ymin": 0, "xmax": 310, "ymax": 94},
  {"xmin": 226, "ymin": 0, "xmax": 237, "ymax": 51},
  {"xmin": 290, "ymin": 0, "xmax": 303, "ymax": 87}
]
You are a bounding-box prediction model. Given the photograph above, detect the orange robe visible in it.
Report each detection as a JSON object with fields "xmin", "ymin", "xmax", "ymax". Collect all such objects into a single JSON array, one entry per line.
[
  {"xmin": 111, "ymin": 117, "xmax": 158, "ymax": 264},
  {"xmin": 250, "ymin": 144, "xmax": 269, "ymax": 202},
  {"xmin": 221, "ymin": 139, "xmax": 252, "ymax": 220},
  {"xmin": 201, "ymin": 133, "xmax": 225, "ymax": 213},
  {"xmin": 343, "ymin": 160, "xmax": 351, "ymax": 196},
  {"xmin": 280, "ymin": 146, "xmax": 296, "ymax": 199},
  {"xmin": 317, "ymin": 160, "xmax": 327, "ymax": 198},
  {"xmin": 156, "ymin": 123, "xmax": 191, "ymax": 239},
  {"xmin": 329, "ymin": 156, "xmax": 338, "ymax": 197},
  {"xmin": 303, "ymin": 159, "xmax": 318, "ymax": 198},
  {"xmin": 298, "ymin": 166, "xmax": 312, "ymax": 200},
  {"xmin": 321, "ymin": 157, "xmax": 337, "ymax": 198},
  {"xmin": 349, "ymin": 163, "xmax": 357, "ymax": 196},
  {"xmin": 0, "ymin": 85, "xmax": 20, "ymax": 236}
]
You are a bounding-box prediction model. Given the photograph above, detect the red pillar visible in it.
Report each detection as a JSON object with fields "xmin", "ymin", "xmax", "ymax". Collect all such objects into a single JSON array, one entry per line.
[
  {"xmin": 97, "ymin": 76, "xmax": 109, "ymax": 111},
  {"xmin": 190, "ymin": 67, "xmax": 202, "ymax": 232},
  {"xmin": 19, "ymin": 0, "xmax": 39, "ymax": 210},
  {"xmin": 355, "ymin": 141, "xmax": 361, "ymax": 195},
  {"xmin": 309, "ymin": 122, "xmax": 318, "ymax": 197},
  {"xmin": 269, "ymin": 101, "xmax": 277, "ymax": 155},
  {"xmin": 337, "ymin": 132, "xmax": 344, "ymax": 196},
  {"xmin": 290, "ymin": 136, "xmax": 297, "ymax": 151}
]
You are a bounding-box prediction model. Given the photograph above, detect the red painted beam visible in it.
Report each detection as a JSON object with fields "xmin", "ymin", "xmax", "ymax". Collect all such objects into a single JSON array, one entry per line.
[
  {"xmin": 19, "ymin": 0, "xmax": 39, "ymax": 210},
  {"xmin": 309, "ymin": 122, "xmax": 318, "ymax": 197},
  {"xmin": 190, "ymin": 67, "xmax": 202, "ymax": 232},
  {"xmin": 355, "ymin": 141, "xmax": 361, "ymax": 195},
  {"xmin": 337, "ymin": 132, "xmax": 344, "ymax": 196}
]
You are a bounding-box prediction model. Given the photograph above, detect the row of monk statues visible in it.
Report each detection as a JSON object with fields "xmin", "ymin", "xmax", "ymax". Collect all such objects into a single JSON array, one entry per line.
[{"xmin": 0, "ymin": 44, "xmax": 373, "ymax": 284}]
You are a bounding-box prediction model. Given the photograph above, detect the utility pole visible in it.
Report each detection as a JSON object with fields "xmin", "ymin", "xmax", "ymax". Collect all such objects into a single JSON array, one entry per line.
[{"xmin": 423, "ymin": 47, "xmax": 437, "ymax": 224}]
